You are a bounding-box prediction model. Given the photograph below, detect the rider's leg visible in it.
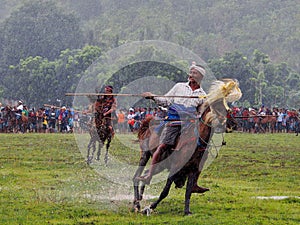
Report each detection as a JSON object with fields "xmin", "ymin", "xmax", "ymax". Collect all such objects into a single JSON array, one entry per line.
[
  {"xmin": 139, "ymin": 143, "xmax": 169, "ymax": 184},
  {"xmin": 106, "ymin": 119, "xmax": 114, "ymax": 137},
  {"xmin": 108, "ymin": 125, "xmax": 114, "ymax": 136},
  {"xmin": 139, "ymin": 125, "xmax": 180, "ymax": 184}
]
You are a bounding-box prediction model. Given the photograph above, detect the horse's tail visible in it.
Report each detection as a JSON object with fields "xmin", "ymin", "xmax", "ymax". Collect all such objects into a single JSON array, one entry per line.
[{"xmin": 137, "ymin": 116, "xmax": 153, "ymax": 140}]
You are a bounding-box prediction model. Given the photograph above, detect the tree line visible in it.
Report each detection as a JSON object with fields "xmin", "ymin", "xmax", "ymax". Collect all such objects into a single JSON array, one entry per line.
[{"xmin": 0, "ymin": 0, "xmax": 299, "ymax": 109}]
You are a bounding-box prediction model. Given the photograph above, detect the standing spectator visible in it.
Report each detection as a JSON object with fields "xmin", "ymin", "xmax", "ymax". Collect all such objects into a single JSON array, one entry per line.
[
  {"xmin": 133, "ymin": 107, "xmax": 141, "ymax": 131},
  {"xmin": 48, "ymin": 107, "xmax": 57, "ymax": 133},
  {"xmin": 21, "ymin": 105, "xmax": 29, "ymax": 133},
  {"xmin": 16, "ymin": 100, "xmax": 24, "ymax": 112},
  {"xmin": 282, "ymin": 114, "xmax": 287, "ymax": 132},
  {"xmin": 67, "ymin": 113, "xmax": 74, "ymax": 133},
  {"xmin": 272, "ymin": 107, "xmax": 279, "ymax": 132},
  {"xmin": 73, "ymin": 112, "xmax": 80, "ymax": 133},
  {"xmin": 36, "ymin": 108, "xmax": 44, "ymax": 133},
  {"xmin": 59, "ymin": 106, "xmax": 68, "ymax": 133},
  {"xmin": 140, "ymin": 107, "xmax": 147, "ymax": 121},
  {"xmin": 277, "ymin": 108, "xmax": 284, "ymax": 132},
  {"xmin": 127, "ymin": 108, "xmax": 135, "ymax": 132},
  {"xmin": 242, "ymin": 108, "xmax": 250, "ymax": 132},
  {"xmin": 42, "ymin": 112, "xmax": 48, "ymax": 133},
  {"xmin": 117, "ymin": 110, "xmax": 126, "ymax": 133},
  {"xmin": 29, "ymin": 108, "xmax": 37, "ymax": 132},
  {"xmin": 248, "ymin": 108, "xmax": 256, "ymax": 133}
]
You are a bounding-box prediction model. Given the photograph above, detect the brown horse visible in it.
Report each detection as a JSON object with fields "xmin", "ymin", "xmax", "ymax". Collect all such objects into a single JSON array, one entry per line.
[
  {"xmin": 86, "ymin": 113, "xmax": 113, "ymax": 166},
  {"xmin": 250, "ymin": 110, "xmax": 277, "ymax": 133},
  {"xmin": 132, "ymin": 79, "xmax": 242, "ymax": 215},
  {"xmin": 260, "ymin": 115, "xmax": 277, "ymax": 133}
]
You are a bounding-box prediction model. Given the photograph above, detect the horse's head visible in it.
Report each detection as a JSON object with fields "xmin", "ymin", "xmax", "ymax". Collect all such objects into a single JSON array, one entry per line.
[{"xmin": 200, "ymin": 79, "xmax": 242, "ymax": 131}]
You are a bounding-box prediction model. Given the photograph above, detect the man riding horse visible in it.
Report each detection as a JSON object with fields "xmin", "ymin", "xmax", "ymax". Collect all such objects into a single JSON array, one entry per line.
[
  {"xmin": 138, "ymin": 61, "xmax": 209, "ymax": 193},
  {"xmin": 85, "ymin": 85, "xmax": 117, "ymax": 165},
  {"xmin": 94, "ymin": 85, "xmax": 117, "ymax": 137}
]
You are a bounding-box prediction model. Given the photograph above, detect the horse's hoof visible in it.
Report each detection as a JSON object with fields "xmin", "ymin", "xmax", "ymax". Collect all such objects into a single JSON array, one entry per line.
[
  {"xmin": 191, "ymin": 186, "xmax": 210, "ymax": 194},
  {"xmin": 184, "ymin": 211, "xmax": 193, "ymax": 216},
  {"xmin": 142, "ymin": 206, "xmax": 151, "ymax": 216},
  {"xmin": 132, "ymin": 203, "xmax": 141, "ymax": 213}
]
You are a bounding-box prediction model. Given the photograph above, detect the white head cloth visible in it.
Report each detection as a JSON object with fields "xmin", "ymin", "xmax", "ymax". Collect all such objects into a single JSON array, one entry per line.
[{"xmin": 189, "ymin": 61, "xmax": 206, "ymax": 77}]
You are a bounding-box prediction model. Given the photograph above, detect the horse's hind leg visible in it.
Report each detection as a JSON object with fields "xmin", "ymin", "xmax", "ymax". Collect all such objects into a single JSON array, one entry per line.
[
  {"xmin": 104, "ymin": 140, "xmax": 110, "ymax": 166},
  {"xmin": 96, "ymin": 141, "xmax": 101, "ymax": 161},
  {"xmin": 89, "ymin": 139, "xmax": 96, "ymax": 163},
  {"xmin": 87, "ymin": 139, "xmax": 94, "ymax": 164}
]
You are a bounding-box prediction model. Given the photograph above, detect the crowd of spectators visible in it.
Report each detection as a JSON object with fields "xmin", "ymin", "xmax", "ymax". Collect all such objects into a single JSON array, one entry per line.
[
  {"xmin": 0, "ymin": 100, "xmax": 168, "ymax": 134},
  {"xmin": 0, "ymin": 101, "xmax": 77, "ymax": 133},
  {"xmin": 229, "ymin": 105, "xmax": 300, "ymax": 134},
  {"xmin": 0, "ymin": 101, "xmax": 299, "ymax": 135}
]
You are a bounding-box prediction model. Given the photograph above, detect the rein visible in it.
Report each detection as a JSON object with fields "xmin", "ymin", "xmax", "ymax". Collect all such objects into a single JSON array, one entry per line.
[
  {"xmin": 196, "ymin": 116, "xmax": 226, "ymax": 159},
  {"xmin": 197, "ymin": 109, "xmax": 227, "ymax": 151}
]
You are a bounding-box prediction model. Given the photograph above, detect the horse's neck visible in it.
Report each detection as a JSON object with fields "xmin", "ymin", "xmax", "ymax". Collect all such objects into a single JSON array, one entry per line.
[
  {"xmin": 199, "ymin": 104, "xmax": 212, "ymax": 124},
  {"xmin": 198, "ymin": 106, "xmax": 212, "ymax": 134}
]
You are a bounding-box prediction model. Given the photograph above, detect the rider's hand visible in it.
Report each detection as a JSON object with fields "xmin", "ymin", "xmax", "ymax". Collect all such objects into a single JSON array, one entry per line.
[{"xmin": 141, "ymin": 92, "xmax": 154, "ymax": 100}]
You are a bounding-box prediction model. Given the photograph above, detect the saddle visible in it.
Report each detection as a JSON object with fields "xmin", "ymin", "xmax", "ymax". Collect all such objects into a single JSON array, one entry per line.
[{"xmin": 148, "ymin": 119, "xmax": 197, "ymax": 152}]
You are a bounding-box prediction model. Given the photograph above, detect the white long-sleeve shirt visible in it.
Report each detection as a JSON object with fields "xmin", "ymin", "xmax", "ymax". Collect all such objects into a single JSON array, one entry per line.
[{"xmin": 154, "ymin": 82, "xmax": 206, "ymax": 108}]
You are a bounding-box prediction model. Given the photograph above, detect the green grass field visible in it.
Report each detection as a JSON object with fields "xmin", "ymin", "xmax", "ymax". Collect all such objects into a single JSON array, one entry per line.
[{"xmin": 0, "ymin": 132, "xmax": 299, "ymax": 224}]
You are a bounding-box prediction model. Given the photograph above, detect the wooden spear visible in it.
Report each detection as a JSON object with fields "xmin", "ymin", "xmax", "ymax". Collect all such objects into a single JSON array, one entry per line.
[{"xmin": 65, "ymin": 92, "xmax": 207, "ymax": 99}]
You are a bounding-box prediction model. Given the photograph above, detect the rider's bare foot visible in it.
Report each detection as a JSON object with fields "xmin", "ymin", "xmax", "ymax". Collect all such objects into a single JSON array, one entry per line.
[{"xmin": 191, "ymin": 185, "xmax": 209, "ymax": 193}]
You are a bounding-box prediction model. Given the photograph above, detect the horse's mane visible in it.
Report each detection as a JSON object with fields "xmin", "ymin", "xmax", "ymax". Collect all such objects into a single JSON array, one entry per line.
[
  {"xmin": 207, "ymin": 79, "xmax": 242, "ymax": 105},
  {"xmin": 200, "ymin": 79, "xmax": 242, "ymax": 124}
]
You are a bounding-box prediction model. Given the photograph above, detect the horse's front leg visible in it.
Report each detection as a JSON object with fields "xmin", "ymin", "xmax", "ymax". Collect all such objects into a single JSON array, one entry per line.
[
  {"xmin": 184, "ymin": 173, "xmax": 198, "ymax": 215},
  {"xmin": 87, "ymin": 139, "xmax": 94, "ymax": 164},
  {"xmin": 104, "ymin": 139, "xmax": 111, "ymax": 166},
  {"xmin": 133, "ymin": 150, "xmax": 152, "ymax": 212},
  {"xmin": 144, "ymin": 177, "xmax": 173, "ymax": 214}
]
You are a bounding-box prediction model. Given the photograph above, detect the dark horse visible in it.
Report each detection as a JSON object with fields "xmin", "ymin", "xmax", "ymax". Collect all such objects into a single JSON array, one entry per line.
[
  {"xmin": 86, "ymin": 112, "xmax": 113, "ymax": 166},
  {"xmin": 132, "ymin": 79, "xmax": 242, "ymax": 215}
]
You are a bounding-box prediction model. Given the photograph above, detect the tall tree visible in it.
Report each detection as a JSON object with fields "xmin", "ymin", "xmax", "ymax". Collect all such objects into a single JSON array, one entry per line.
[
  {"xmin": 208, "ymin": 51, "xmax": 256, "ymax": 105},
  {"xmin": 250, "ymin": 50, "xmax": 270, "ymax": 106},
  {"xmin": 1, "ymin": 0, "xmax": 84, "ymax": 66},
  {"xmin": 4, "ymin": 45, "xmax": 102, "ymax": 107}
]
